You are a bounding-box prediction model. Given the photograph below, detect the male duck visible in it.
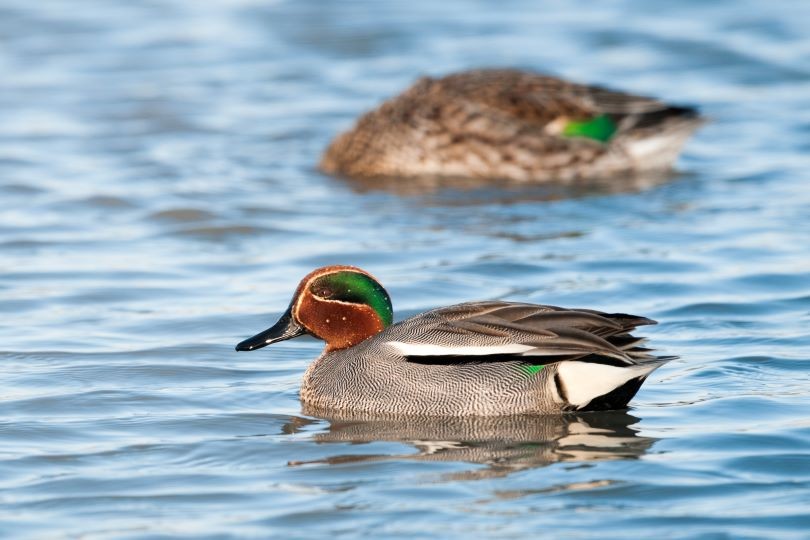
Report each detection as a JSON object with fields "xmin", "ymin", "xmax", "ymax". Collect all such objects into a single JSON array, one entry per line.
[
  {"xmin": 320, "ymin": 68, "xmax": 704, "ymax": 183},
  {"xmin": 236, "ymin": 265, "xmax": 672, "ymax": 416}
]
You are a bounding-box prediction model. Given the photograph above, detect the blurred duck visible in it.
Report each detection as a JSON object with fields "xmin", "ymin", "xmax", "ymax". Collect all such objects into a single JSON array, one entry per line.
[
  {"xmin": 236, "ymin": 265, "xmax": 673, "ymax": 416},
  {"xmin": 320, "ymin": 69, "xmax": 703, "ymax": 183}
]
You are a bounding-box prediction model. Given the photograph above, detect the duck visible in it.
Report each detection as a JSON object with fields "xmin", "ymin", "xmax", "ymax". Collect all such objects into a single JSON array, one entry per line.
[
  {"xmin": 235, "ymin": 265, "xmax": 673, "ymax": 416},
  {"xmin": 320, "ymin": 68, "xmax": 704, "ymax": 183}
]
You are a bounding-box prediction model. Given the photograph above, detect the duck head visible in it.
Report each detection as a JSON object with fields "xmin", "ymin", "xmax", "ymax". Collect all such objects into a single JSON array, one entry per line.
[{"xmin": 235, "ymin": 265, "xmax": 394, "ymax": 352}]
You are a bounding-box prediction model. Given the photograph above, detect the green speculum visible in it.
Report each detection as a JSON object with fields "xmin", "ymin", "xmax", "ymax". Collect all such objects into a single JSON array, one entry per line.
[
  {"xmin": 314, "ymin": 271, "xmax": 394, "ymax": 326},
  {"xmin": 519, "ymin": 364, "xmax": 545, "ymax": 377},
  {"xmin": 562, "ymin": 114, "xmax": 617, "ymax": 142}
]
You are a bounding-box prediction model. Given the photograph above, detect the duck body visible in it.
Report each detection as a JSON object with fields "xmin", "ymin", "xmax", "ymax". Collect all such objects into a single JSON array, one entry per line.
[
  {"xmin": 300, "ymin": 301, "xmax": 668, "ymax": 416},
  {"xmin": 236, "ymin": 266, "xmax": 672, "ymax": 417},
  {"xmin": 320, "ymin": 69, "xmax": 704, "ymax": 183}
]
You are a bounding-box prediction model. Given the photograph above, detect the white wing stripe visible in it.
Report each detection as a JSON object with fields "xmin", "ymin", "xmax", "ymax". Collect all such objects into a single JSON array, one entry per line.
[{"xmin": 388, "ymin": 342, "xmax": 535, "ymax": 357}]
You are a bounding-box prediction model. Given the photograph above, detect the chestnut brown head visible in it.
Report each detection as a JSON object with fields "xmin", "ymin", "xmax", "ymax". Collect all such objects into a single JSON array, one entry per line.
[{"xmin": 235, "ymin": 266, "xmax": 393, "ymax": 352}]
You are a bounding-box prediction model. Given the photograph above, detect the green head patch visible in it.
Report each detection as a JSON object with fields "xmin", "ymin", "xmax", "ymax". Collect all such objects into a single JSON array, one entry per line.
[
  {"xmin": 310, "ymin": 271, "xmax": 394, "ymax": 327},
  {"xmin": 562, "ymin": 114, "xmax": 617, "ymax": 142}
]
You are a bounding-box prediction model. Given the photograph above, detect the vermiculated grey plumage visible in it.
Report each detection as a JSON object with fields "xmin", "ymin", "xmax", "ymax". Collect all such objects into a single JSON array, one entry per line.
[{"xmin": 300, "ymin": 301, "xmax": 672, "ymax": 416}]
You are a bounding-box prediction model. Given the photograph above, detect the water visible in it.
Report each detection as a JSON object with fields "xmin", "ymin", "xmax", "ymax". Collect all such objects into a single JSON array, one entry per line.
[{"xmin": 1, "ymin": 0, "xmax": 809, "ymax": 537}]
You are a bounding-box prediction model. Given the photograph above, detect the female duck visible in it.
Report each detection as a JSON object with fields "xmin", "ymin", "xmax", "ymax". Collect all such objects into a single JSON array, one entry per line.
[
  {"xmin": 236, "ymin": 265, "xmax": 672, "ymax": 416},
  {"xmin": 320, "ymin": 68, "xmax": 704, "ymax": 183}
]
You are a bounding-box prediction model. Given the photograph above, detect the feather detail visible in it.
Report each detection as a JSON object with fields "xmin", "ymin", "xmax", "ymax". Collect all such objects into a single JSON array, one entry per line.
[
  {"xmin": 556, "ymin": 360, "xmax": 665, "ymax": 409},
  {"xmin": 562, "ymin": 115, "xmax": 617, "ymax": 142},
  {"xmin": 389, "ymin": 301, "xmax": 661, "ymax": 371},
  {"xmin": 388, "ymin": 342, "xmax": 536, "ymax": 357}
]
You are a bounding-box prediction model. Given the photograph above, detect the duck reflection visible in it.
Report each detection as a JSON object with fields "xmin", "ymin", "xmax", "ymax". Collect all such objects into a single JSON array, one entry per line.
[
  {"xmin": 338, "ymin": 169, "xmax": 677, "ymax": 202},
  {"xmin": 285, "ymin": 409, "xmax": 656, "ymax": 480}
]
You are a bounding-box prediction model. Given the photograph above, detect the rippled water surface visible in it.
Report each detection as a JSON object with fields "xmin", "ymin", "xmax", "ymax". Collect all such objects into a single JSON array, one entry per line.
[{"xmin": 2, "ymin": 0, "xmax": 809, "ymax": 537}]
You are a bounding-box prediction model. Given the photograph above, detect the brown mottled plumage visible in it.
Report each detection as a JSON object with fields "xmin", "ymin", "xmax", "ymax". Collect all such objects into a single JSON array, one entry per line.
[
  {"xmin": 236, "ymin": 266, "xmax": 673, "ymax": 416},
  {"xmin": 320, "ymin": 69, "xmax": 704, "ymax": 183}
]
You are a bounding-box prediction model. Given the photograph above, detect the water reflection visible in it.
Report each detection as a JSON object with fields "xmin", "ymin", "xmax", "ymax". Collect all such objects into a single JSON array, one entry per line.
[
  {"xmin": 287, "ymin": 409, "xmax": 656, "ymax": 480},
  {"xmin": 337, "ymin": 169, "xmax": 677, "ymax": 202}
]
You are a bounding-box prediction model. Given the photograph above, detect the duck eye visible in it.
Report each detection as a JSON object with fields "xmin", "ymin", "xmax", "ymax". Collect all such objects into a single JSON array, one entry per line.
[{"xmin": 312, "ymin": 285, "xmax": 334, "ymax": 299}]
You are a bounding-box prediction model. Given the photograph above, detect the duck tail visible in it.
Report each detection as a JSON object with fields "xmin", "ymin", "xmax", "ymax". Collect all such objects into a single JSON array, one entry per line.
[
  {"xmin": 616, "ymin": 106, "xmax": 706, "ymax": 171},
  {"xmin": 555, "ymin": 356, "xmax": 674, "ymax": 412}
]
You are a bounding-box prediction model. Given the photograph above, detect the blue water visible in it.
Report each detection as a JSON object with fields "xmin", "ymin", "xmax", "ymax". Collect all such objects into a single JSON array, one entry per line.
[{"xmin": 1, "ymin": 0, "xmax": 809, "ymax": 537}]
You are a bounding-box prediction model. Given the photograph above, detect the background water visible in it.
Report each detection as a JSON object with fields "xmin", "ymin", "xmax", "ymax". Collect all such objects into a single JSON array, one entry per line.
[{"xmin": 1, "ymin": 0, "xmax": 809, "ymax": 537}]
